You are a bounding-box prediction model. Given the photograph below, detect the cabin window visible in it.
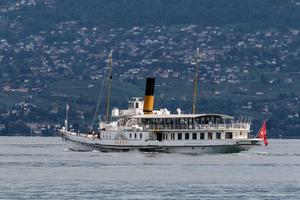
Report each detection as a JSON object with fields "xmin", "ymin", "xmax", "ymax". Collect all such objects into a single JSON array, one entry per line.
[
  {"xmin": 192, "ymin": 133, "xmax": 197, "ymax": 140},
  {"xmin": 130, "ymin": 133, "xmax": 132, "ymax": 138},
  {"xmin": 134, "ymin": 133, "xmax": 137, "ymax": 139},
  {"xmin": 216, "ymin": 132, "xmax": 221, "ymax": 139},
  {"xmin": 240, "ymin": 131, "xmax": 243, "ymax": 136},
  {"xmin": 185, "ymin": 133, "xmax": 189, "ymax": 140},
  {"xmin": 171, "ymin": 133, "xmax": 175, "ymax": 140},
  {"xmin": 200, "ymin": 133, "xmax": 205, "ymax": 140},
  {"xmin": 162, "ymin": 134, "xmax": 165, "ymax": 140},
  {"xmin": 208, "ymin": 132, "xmax": 213, "ymax": 140},
  {"xmin": 155, "ymin": 132, "xmax": 161, "ymax": 141},
  {"xmin": 178, "ymin": 133, "xmax": 182, "ymax": 140},
  {"xmin": 136, "ymin": 102, "xmax": 139, "ymax": 108},
  {"xmin": 140, "ymin": 133, "xmax": 142, "ymax": 139},
  {"xmin": 225, "ymin": 132, "xmax": 233, "ymax": 139}
]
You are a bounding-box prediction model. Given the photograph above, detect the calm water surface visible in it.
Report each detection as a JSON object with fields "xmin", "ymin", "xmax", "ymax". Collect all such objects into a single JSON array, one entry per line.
[{"xmin": 0, "ymin": 137, "xmax": 299, "ymax": 199}]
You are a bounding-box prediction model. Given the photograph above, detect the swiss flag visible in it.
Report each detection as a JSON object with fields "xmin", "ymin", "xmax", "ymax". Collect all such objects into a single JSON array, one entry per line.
[{"xmin": 257, "ymin": 120, "xmax": 268, "ymax": 146}]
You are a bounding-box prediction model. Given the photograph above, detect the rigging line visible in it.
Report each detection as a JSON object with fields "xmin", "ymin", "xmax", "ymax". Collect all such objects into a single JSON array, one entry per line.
[
  {"xmin": 89, "ymin": 73, "xmax": 108, "ymax": 130},
  {"xmin": 90, "ymin": 78, "xmax": 106, "ymax": 130}
]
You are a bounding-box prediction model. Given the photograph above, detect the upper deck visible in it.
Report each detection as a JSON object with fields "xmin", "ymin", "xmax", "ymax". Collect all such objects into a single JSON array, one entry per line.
[
  {"xmin": 126, "ymin": 114, "xmax": 251, "ymax": 131},
  {"xmin": 131, "ymin": 113, "xmax": 233, "ymax": 119}
]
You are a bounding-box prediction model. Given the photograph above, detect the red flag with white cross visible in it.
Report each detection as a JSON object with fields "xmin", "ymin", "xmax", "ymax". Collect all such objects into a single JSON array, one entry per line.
[{"xmin": 257, "ymin": 120, "xmax": 268, "ymax": 146}]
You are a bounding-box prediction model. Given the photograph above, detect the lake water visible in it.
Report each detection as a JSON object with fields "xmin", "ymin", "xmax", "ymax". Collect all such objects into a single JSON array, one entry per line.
[{"xmin": 0, "ymin": 137, "xmax": 299, "ymax": 199}]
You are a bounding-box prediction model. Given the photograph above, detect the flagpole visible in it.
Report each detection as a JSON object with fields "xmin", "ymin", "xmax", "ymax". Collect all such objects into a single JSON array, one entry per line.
[
  {"xmin": 255, "ymin": 120, "xmax": 265, "ymax": 138},
  {"xmin": 65, "ymin": 104, "xmax": 69, "ymax": 133}
]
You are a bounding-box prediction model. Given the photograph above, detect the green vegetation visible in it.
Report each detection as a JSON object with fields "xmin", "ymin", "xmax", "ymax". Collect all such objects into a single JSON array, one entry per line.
[{"xmin": 0, "ymin": 0, "xmax": 300, "ymax": 137}]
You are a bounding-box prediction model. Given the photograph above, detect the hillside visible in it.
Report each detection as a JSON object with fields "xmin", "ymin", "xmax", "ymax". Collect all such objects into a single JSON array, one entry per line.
[{"xmin": 0, "ymin": 0, "xmax": 300, "ymax": 137}]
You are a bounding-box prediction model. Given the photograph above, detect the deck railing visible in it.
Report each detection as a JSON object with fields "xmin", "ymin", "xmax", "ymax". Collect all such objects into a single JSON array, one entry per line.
[
  {"xmin": 122, "ymin": 122, "xmax": 250, "ymax": 131},
  {"xmin": 121, "ymin": 116, "xmax": 252, "ymax": 131}
]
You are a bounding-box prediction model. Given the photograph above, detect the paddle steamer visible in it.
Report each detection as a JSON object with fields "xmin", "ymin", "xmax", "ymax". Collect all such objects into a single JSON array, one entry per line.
[{"xmin": 60, "ymin": 51, "xmax": 267, "ymax": 153}]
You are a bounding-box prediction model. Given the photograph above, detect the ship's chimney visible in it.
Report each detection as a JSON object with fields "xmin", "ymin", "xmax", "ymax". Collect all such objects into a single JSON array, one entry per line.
[{"xmin": 143, "ymin": 78, "xmax": 155, "ymax": 114}]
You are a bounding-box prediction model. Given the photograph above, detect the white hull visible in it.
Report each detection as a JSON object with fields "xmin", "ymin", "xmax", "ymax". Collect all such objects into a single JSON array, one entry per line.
[
  {"xmin": 62, "ymin": 132, "xmax": 261, "ymax": 154},
  {"xmin": 59, "ymin": 72, "xmax": 268, "ymax": 154},
  {"xmin": 65, "ymin": 137, "xmax": 97, "ymax": 152},
  {"xmin": 164, "ymin": 145, "xmax": 253, "ymax": 154}
]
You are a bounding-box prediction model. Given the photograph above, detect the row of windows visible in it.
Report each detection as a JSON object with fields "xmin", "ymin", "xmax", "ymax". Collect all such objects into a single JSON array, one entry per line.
[
  {"xmin": 162, "ymin": 132, "xmax": 233, "ymax": 140},
  {"xmin": 129, "ymin": 102, "xmax": 140, "ymax": 108},
  {"xmin": 103, "ymin": 132, "xmax": 234, "ymax": 140},
  {"xmin": 129, "ymin": 133, "xmax": 143, "ymax": 139},
  {"xmin": 102, "ymin": 133, "xmax": 143, "ymax": 140}
]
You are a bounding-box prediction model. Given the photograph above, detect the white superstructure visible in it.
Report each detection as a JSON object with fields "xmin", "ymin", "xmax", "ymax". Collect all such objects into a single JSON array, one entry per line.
[
  {"xmin": 60, "ymin": 52, "xmax": 265, "ymax": 154},
  {"xmin": 61, "ymin": 97, "xmax": 262, "ymax": 154}
]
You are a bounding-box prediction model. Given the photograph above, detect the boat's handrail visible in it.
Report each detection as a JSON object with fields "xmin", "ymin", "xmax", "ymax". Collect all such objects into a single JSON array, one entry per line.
[{"xmin": 121, "ymin": 122, "xmax": 250, "ymax": 131}]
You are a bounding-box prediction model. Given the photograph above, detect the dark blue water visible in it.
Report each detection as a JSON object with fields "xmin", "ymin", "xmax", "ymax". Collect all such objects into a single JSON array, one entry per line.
[{"xmin": 0, "ymin": 137, "xmax": 299, "ymax": 199}]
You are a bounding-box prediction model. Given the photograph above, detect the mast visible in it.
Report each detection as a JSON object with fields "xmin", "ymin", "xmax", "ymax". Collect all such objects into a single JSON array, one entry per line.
[
  {"xmin": 192, "ymin": 48, "xmax": 200, "ymax": 114},
  {"xmin": 105, "ymin": 50, "xmax": 113, "ymax": 122},
  {"xmin": 65, "ymin": 104, "xmax": 69, "ymax": 132}
]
